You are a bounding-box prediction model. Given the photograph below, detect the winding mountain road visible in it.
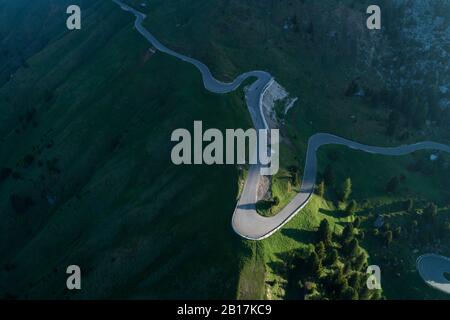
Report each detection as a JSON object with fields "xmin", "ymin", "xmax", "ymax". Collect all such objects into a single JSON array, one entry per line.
[
  {"xmin": 234, "ymin": 135, "xmax": 450, "ymax": 240},
  {"xmin": 112, "ymin": 0, "xmax": 450, "ymax": 242}
]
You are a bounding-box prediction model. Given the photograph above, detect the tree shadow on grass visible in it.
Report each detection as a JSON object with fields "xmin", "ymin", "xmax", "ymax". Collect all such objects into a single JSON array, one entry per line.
[
  {"xmin": 267, "ymin": 251, "xmax": 292, "ymax": 280},
  {"xmin": 318, "ymin": 208, "xmax": 345, "ymax": 220},
  {"xmin": 319, "ymin": 202, "xmax": 409, "ymax": 221},
  {"xmin": 280, "ymin": 228, "xmax": 316, "ymax": 245},
  {"xmin": 357, "ymin": 199, "xmax": 419, "ymax": 218},
  {"xmin": 275, "ymin": 175, "xmax": 293, "ymax": 181},
  {"xmin": 267, "ymin": 250, "xmax": 310, "ymax": 300}
]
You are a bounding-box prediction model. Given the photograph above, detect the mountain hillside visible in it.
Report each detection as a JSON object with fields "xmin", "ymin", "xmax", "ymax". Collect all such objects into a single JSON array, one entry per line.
[
  {"xmin": 0, "ymin": 0, "xmax": 256, "ymax": 299},
  {"xmin": 0, "ymin": 0, "xmax": 449, "ymax": 300}
]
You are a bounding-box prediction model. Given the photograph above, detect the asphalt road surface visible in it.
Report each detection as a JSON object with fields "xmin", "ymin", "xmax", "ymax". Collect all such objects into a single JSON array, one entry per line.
[
  {"xmin": 233, "ymin": 134, "xmax": 450, "ymax": 239},
  {"xmin": 113, "ymin": 0, "xmax": 450, "ymax": 241},
  {"xmin": 417, "ymin": 254, "xmax": 450, "ymax": 294}
]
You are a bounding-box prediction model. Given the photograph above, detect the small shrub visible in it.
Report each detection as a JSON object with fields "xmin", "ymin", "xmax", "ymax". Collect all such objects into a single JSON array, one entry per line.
[
  {"xmin": 0, "ymin": 167, "xmax": 12, "ymax": 182},
  {"xmin": 10, "ymin": 194, "xmax": 34, "ymax": 214}
]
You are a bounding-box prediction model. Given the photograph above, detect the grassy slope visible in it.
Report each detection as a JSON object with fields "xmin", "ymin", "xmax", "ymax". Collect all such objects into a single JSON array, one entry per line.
[
  {"xmin": 1, "ymin": 0, "xmax": 448, "ymax": 300},
  {"xmin": 139, "ymin": 0, "xmax": 429, "ymax": 143},
  {"xmin": 139, "ymin": 0, "xmax": 450, "ymax": 147},
  {"xmin": 129, "ymin": 0, "xmax": 450, "ymax": 299},
  {"xmin": 0, "ymin": 0, "xmax": 95, "ymax": 86},
  {"xmin": 0, "ymin": 0, "xmax": 260, "ymax": 299},
  {"xmin": 263, "ymin": 145, "xmax": 449, "ymax": 299}
]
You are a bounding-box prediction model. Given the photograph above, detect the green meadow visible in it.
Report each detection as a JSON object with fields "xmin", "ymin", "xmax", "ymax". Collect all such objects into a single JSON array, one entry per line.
[
  {"xmin": 0, "ymin": 0, "xmax": 257, "ymax": 299},
  {"xmin": 259, "ymin": 146, "xmax": 450, "ymax": 300},
  {"xmin": 0, "ymin": 0, "xmax": 449, "ymax": 300}
]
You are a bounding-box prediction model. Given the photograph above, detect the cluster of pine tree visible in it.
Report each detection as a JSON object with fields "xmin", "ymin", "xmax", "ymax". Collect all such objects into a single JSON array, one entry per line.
[{"xmin": 287, "ymin": 219, "xmax": 383, "ymax": 300}]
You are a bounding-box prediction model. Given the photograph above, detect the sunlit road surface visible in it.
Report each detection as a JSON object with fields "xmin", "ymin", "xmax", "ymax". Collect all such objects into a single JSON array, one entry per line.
[{"xmin": 417, "ymin": 254, "xmax": 450, "ymax": 295}]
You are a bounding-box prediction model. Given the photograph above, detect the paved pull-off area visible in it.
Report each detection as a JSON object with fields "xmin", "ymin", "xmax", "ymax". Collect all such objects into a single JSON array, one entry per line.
[
  {"xmin": 417, "ymin": 254, "xmax": 450, "ymax": 294},
  {"xmin": 113, "ymin": 0, "xmax": 450, "ymax": 294}
]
